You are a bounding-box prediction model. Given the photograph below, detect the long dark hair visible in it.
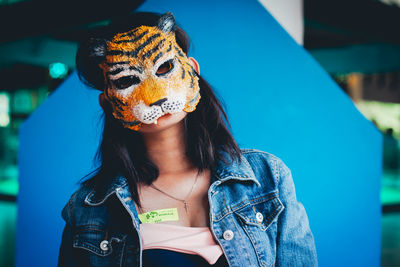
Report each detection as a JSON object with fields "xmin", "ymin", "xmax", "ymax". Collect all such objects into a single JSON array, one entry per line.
[{"xmin": 76, "ymin": 12, "xmax": 241, "ymax": 209}]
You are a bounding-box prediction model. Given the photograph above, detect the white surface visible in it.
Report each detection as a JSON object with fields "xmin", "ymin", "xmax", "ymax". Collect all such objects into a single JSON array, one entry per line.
[{"xmin": 258, "ymin": 0, "xmax": 304, "ymax": 45}]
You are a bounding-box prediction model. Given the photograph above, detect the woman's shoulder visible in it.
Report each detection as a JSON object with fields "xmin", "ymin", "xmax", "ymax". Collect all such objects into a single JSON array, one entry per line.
[
  {"xmin": 60, "ymin": 183, "xmax": 97, "ymax": 225},
  {"xmin": 61, "ymin": 173, "xmax": 129, "ymax": 225},
  {"xmin": 240, "ymin": 148, "xmax": 279, "ymax": 159},
  {"xmin": 240, "ymin": 148, "xmax": 291, "ymax": 173},
  {"xmin": 238, "ymin": 148, "xmax": 292, "ymax": 189}
]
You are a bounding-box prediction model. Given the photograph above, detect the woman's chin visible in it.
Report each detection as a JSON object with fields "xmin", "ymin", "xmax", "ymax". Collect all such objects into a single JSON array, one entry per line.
[{"xmin": 137, "ymin": 111, "xmax": 187, "ymax": 133}]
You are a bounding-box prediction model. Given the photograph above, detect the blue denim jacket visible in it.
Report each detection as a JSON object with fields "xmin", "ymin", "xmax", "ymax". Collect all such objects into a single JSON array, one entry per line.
[{"xmin": 58, "ymin": 149, "xmax": 318, "ymax": 267}]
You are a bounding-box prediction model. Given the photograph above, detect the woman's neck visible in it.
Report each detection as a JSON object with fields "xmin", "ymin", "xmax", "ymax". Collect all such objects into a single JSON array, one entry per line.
[{"xmin": 141, "ymin": 121, "xmax": 194, "ymax": 176}]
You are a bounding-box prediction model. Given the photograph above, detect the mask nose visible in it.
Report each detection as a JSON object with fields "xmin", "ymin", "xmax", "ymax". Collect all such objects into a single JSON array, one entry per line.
[{"xmin": 149, "ymin": 98, "xmax": 167, "ymax": 107}]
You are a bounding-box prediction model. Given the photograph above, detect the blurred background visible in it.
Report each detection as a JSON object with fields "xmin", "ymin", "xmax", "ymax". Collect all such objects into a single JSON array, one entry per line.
[{"xmin": 0, "ymin": 0, "xmax": 399, "ymax": 266}]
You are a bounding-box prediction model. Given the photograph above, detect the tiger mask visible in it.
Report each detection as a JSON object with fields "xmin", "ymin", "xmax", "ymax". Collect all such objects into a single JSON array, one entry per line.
[{"xmin": 98, "ymin": 12, "xmax": 201, "ymax": 131}]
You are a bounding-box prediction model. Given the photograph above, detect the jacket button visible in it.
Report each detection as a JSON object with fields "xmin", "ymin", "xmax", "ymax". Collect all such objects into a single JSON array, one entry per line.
[
  {"xmin": 100, "ymin": 240, "xmax": 109, "ymax": 251},
  {"xmin": 223, "ymin": 230, "xmax": 234, "ymax": 241},
  {"xmin": 256, "ymin": 212, "xmax": 264, "ymax": 223}
]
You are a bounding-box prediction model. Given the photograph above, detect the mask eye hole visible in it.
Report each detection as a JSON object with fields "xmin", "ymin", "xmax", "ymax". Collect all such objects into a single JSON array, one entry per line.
[
  {"xmin": 113, "ymin": 75, "xmax": 140, "ymax": 89},
  {"xmin": 156, "ymin": 59, "xmax": 174, "ymax": 76}
]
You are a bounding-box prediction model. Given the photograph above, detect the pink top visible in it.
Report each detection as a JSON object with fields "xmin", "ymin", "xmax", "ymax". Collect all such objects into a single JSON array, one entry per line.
[{"xmin": 140, "ymin": 223, "xmax": 224, "ymax": 264}]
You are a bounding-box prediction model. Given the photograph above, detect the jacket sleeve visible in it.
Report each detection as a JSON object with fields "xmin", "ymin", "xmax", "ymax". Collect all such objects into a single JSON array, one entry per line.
[
  {"xmin": 275, "ymin": 158, "xmax": 318, "ymax": 267},
  {"xmin": 58, "ymin": 194, "xmax": 87, "ymax": 267}
]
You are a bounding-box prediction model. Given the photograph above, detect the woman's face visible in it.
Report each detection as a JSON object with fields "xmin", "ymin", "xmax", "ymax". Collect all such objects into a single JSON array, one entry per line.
[
  {"xmin": 98, "ymin": 16, "xmax": 201, "ymax": 132},
  {"xmin": 99, "ymin": 52, "xmax": 199, "ymax": 134}
]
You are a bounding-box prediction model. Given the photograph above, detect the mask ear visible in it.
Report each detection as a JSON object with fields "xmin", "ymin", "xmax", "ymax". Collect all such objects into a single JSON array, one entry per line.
[
  {"xmin": 88, "ymin": 38, "xmax": 107, "ymax": 59},
  {"xmin": 157, "ymin": 12, "xmax": 176, "ymax": 33}
]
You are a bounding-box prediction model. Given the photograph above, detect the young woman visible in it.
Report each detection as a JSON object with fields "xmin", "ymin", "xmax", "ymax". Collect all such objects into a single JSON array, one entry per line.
[{"xmin": 58, "ymin": 11, "xmax": 317, "ymax": 267}]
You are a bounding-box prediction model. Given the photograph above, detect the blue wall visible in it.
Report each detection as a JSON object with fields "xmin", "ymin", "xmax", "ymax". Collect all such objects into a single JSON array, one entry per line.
[{"xmin": 17, "ymin": 0, "xmax": 382, "ymax": 266}]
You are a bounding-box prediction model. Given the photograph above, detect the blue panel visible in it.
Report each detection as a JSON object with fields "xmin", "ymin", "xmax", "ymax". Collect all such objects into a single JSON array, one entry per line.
[
  {"xmin": 17, "ymin": 74, "xmax": 101, "ymax": 267},
  {"xmin": 17, "ymin": 0, "xmax": 382, "ymax": 266}
]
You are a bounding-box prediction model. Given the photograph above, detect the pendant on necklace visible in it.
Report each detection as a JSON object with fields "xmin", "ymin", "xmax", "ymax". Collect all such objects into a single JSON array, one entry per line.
[{"xmin": 183, "ymin": 200, "xmax": 189, "ymax": 213}]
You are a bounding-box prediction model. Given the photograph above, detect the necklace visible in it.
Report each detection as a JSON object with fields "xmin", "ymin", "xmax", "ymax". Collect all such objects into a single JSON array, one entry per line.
[{"xmin": 150, "ymin": 171, "xmax": 200, "ymax": 213}]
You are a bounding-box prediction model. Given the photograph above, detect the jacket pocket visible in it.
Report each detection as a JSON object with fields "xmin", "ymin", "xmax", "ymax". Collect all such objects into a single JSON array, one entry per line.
[
  {"xmin": 233, "ymin": 191, "xmax": 284, "ymax": 267},
  {"xmin": 234, "ymin": 191, "xmax": 284, "ymax": 231},
  {"xmin": 72, "ymin": 226, "xmax": 126, "ymax": 266}
]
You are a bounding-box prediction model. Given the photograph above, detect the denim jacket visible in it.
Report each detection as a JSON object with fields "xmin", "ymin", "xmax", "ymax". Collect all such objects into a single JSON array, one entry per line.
[{"xmin": 58, "ymin": 149, "xmax": 318, "ymax": 267}]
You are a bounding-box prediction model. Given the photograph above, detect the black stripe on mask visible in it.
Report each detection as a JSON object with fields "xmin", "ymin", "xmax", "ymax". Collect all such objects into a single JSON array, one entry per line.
[
  {"xmin": 181, "ymin": 67, "xmax": 185, "ymax": 79},
  {"xmin": 152, "ymin": 52, "xmax": 163, "ymax": 64},
  {"xmin": 132, "ymin": 33, "xmax": 161, "ymax": 57},
  {"xmin": 142, "ymin": 39, "xmax": 165, "ymax": 60},
  {"xmin": 174, "ymin": 46, "xmax": 185, "ymax": 57},
  {"xmin": 106, "ymin": 68, "xmax": 124, "ymax": 76},
  {"xmin": 114, "ymin": 30, "xmax": 149, "ymax": 44}
]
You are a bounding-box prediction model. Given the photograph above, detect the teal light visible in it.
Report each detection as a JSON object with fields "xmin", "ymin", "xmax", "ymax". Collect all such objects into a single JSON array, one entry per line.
[{"xmin": 49, "ymin": 62, "xmax": 68, "ymax": 79}]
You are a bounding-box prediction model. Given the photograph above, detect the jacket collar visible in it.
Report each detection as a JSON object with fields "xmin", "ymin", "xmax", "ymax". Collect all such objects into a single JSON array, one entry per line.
[
  {"xmin": 211, "ymin": 150, "xmax": 260, "ymax": 185},
  {"xmin": 84, "ymin": 149, "xmax": 260, "ymax": 206},
  {"xmin": 84, "ymin": 174, "xmax": 128, "ymax": 206}
]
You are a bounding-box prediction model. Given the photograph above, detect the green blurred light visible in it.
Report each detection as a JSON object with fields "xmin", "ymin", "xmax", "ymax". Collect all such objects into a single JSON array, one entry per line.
[
  {"xmin": 49, "ymin": 62, "xmax": 68, "ymax": 79},
  {"xmin": 382, "ymin": 185, "xmax": 400, "ymax": 205},
  {"xmin": 0, "ymin": 178, "xmax": 18, "ymax": 196},
  {"xmin": 12, "ymin": 89, "xmax": 33, "ymax": 114}
]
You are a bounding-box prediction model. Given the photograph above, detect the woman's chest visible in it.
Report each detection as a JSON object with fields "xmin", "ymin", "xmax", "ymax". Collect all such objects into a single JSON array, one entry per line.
[
  {"xmin": 136, "ymin": 173, "xmax": 212, "ymax": 227},
  {"xmin": 74, "ymin": 187, "xmax": 284, "ymax": 267}
]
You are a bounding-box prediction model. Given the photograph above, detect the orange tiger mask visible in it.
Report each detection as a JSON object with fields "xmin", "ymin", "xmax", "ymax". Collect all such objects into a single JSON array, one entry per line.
[{"xmin": 98, "ymin": 12, "xmax": 201, "ymax": 131}]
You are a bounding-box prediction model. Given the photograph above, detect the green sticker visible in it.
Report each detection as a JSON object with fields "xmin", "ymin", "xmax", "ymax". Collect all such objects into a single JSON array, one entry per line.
[{"xmin": 138, "ymin": 208, "xmax": 179, "ymax": 224}]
